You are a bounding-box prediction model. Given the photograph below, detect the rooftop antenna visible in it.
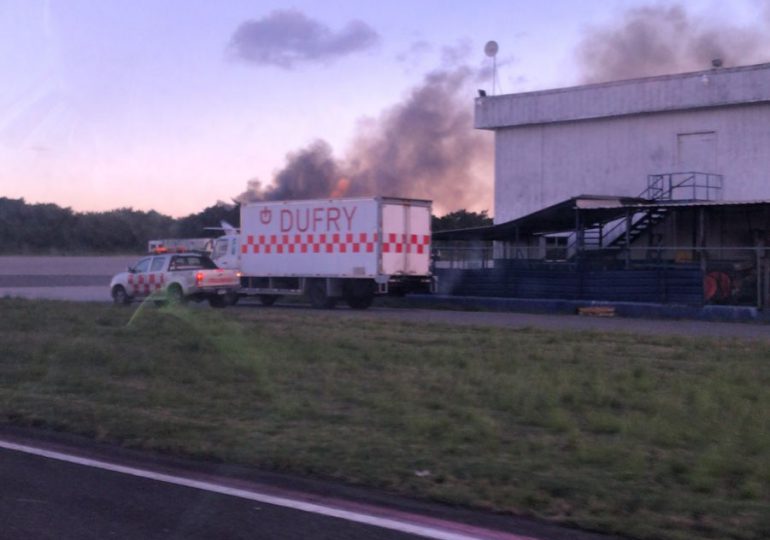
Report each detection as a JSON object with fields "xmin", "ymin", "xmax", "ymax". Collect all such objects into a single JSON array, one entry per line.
[{"xmin": 484, "ymin": 40, "xmax": 499, "ymax": 95}]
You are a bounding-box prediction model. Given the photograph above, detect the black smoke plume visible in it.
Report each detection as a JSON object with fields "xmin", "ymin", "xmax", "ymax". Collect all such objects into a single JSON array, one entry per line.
[
  {"xmin": 577, "ymin": 4, "xmax": 770, "ymax": 83},
  {"xmin": 236, "ymin": 67, "xmax": 492, "ymax": 214},
  {"xmin": 239, "ymin": 141, "xmax": 345, "ymax": 201},
  {"xmin": 229, "ymin": 10, "xmax": 379, "ymax": 69}
]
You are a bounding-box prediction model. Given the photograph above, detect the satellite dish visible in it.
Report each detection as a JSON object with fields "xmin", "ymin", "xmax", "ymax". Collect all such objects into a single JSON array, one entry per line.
[{"xmin": 484, "ymin": 40, "xmax": 499, "ymax": 57}]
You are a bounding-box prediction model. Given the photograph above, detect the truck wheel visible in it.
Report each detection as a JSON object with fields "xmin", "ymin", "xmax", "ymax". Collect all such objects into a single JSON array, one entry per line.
[
  {"xmin": 112, "ymin": 285, "xmax": 131, "ymax": 305},
  {"xmin": 346, "ymin": 293, "xmax": 374, "ymax": 310},
  {"xmin": 166, "ymin": 284, "xmax": 186, "ymax": 305},
  {"xmin": 344, "ymin": 280, "xmax": 375, "ymax": 310},
  {"xmin": 259, "ymin": 294, "xmax": 279, "ymax": 306},
  {"xmin": 208, "ymin": 295, "xmax": 226, "ymax": 308},
  {"xmin": 308, "ymin": 281, "xmax": 336, "ymax": 309}
]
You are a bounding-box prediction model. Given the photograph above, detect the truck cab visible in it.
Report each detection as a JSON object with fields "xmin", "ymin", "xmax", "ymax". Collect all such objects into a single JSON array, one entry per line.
[{"xmin": 211, "ymin": 234, "xmax": 240, "ymax": 270}]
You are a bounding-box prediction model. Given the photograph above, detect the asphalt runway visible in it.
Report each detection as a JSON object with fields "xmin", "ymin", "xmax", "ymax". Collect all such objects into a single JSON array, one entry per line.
[
  {"xmin": 0, "ymin": 256, "xmax": 136, "ymax": 303},
  {"xmin": 0, "ymin": 428, "xmax": 613, "ymax": 540},
  {"xmin": 0, "ymin": 445, "xmax": 422, "ymax": 540}
]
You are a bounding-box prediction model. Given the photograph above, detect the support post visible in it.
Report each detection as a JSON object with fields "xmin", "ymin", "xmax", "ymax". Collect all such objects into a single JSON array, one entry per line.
[
  {"xmin": 624, "ymin": 209, "xmax": 631, "ymax": 268},
  {"xmin": 764, "ymin": 251, "xmax": 770, "ymax": 310},
  {"xmin": 756, "ymin": 248, "xmax": 762, "ymax": 309},
  {"xmin": 698, "ymin": 208, "xmax": 707, "ymax": 276}
]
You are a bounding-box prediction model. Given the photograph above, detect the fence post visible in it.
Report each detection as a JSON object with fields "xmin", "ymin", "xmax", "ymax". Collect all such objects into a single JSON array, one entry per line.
[
  {"xmin": 762, "ymin": 249, "xmax": 770, "ymax": 308},
  {"xmin": 756, "ymin": 248, "xmax": 761, "ymax": 309}
]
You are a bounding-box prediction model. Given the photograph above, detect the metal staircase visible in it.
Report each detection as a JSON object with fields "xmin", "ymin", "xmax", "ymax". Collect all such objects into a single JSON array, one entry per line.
[
  {"xmin": 569, "ymin": 172, "xmax": 722, "ymax": 258},
  {"xmin": 607, "ymin": 208, "xmax": 669, "ymax": 249}
]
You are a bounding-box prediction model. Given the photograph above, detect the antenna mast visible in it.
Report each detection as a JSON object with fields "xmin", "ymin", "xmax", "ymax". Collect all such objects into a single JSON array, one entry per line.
[{"xmin": 484, "ymin": 40, "xmax": 499, "ymax": 95}]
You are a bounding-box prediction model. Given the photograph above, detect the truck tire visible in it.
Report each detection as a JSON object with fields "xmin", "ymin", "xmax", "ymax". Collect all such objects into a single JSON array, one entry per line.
[
  {"xmin": 346, "ymin": 294, "xmax": 374, "ymax": 310},
  {"xmin": 259, "ymin": 294, "xmax": 279, "ymax": 306},
  {"xmin": 208, "ymin": 295, "xmax": 227, "ymax": 308},
  {"xmin": 112, "ymin": 285, "xmax": 131, "ymax": 305},
  {"xmin": 344, "ymin": 279, "xmax": 375, "ymax": 310},
  {"xmin": 166, "ymin": 284, "xmax": 186, "ymax": 305},
  {"xmin": 308, "ymin": 280, "xmax": 336, "ymax": 309}
]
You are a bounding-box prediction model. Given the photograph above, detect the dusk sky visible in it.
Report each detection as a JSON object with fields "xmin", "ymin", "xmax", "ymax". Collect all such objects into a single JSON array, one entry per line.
[{"xmin": 1, "ymin": 1, "xmax": 767, "ymax": 217}]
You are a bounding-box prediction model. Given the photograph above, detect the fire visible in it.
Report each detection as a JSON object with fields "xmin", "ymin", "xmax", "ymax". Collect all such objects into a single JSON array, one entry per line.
[{"xmin": 330, "ymin": 177, "xmax": 350, "ymax": 198}]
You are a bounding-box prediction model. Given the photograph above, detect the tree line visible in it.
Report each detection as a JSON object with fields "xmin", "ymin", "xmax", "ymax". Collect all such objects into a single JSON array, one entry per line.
[
  {"xmin": 0, "ymin": 197, "xmax": 491, "ymax": 254},
  {"xmin": 0, "ymin": 197, "xmax": 239, "ymax": 254}
]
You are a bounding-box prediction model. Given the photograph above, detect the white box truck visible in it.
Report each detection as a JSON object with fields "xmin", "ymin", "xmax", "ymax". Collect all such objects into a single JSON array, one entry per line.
[{"xmin": 211, "ymin": 197, "xmax": 435, "ymax": 309}]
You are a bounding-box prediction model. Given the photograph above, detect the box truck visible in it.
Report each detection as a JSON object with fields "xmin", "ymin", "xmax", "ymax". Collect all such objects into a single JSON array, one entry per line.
[{"xmin": 211, "ymin": 197, "xmax": 435, "ymax": 309}]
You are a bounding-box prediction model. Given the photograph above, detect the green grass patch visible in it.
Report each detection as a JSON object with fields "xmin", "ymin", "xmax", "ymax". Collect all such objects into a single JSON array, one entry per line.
[{"xmin": 1, "ymin": 298, "xmax": 769, "ymax": 539}]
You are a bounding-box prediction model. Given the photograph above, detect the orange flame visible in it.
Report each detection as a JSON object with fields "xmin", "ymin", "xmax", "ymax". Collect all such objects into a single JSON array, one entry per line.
[{"xmin": 330, "ymin": 177, "xmax": 350, "ymax": 198}]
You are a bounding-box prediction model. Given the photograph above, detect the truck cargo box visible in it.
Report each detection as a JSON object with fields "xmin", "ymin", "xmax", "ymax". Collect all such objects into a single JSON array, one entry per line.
[{"xmin": 239, "ymin": 197, "xmax": 432, "ymax": 280}]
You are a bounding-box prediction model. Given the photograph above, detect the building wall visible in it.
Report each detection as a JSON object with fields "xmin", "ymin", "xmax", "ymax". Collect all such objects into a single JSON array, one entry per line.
[
  {"xmin": 493, "ymin": 104, "xmax": 770, "ymax": 223},
  {"xmin": 477, "ymin": 63, "xmax": 770, "ymax": 224}
]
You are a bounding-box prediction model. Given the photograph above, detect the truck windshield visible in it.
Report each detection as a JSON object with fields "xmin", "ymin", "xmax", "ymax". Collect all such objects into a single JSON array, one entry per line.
[{"xmin": 214, "ymin": 239, "xmax": 229, "ymax": 259}]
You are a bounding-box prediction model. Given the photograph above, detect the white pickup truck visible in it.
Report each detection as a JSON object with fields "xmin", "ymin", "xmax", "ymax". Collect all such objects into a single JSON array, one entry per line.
[{"xmin": 110, "ymin": 253, "xmax": 240, "ymax": 307}]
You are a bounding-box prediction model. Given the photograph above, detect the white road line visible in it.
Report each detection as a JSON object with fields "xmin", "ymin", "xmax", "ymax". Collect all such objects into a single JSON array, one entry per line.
[{"xmin": 0, "ymin": 439, "xmax": 536, "ymax": 540}]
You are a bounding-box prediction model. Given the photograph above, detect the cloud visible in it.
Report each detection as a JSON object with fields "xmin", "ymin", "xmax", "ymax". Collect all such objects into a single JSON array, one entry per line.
[
  {"xmin": 236, "ymin": 67, "xmax": 492, "ymax": 214},
  {"xmin": 576, "ymin": 4, "xmax": 770, "ymax": 84},
  {"xmin": 228, "ymin": 10, "xmax": 379, "ymax": 68}
]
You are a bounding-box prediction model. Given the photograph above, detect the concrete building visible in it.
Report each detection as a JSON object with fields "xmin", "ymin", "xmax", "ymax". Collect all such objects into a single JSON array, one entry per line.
[{"xmin": 475, "ymin": 62, "xmax": 770, "ymax": 223}]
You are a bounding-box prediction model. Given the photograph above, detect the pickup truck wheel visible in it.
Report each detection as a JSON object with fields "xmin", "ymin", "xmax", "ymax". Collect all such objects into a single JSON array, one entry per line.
[
  {"xmin": 166, "ymin": 284, "xmax": 186, "ymax": 305},
  {"xmin": 112, "ymin": 285, "xmax": 131, "ymax": 305},
  {"xmin": 308, "ymin": 281, "xmax": 336, "ymax": 309},
  {"xmin": 259, "ymin": 294, "xmax": 279, "ymax": 306}
]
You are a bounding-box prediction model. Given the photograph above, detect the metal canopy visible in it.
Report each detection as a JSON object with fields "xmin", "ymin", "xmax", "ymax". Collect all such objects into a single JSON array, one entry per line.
[
  {"xmin": 433, "ymin": 195, "xmax": 647, "ymax": 241},
  {"xmin": 434, "ymin": 195, "xmax": 770, "ymax": 242}
]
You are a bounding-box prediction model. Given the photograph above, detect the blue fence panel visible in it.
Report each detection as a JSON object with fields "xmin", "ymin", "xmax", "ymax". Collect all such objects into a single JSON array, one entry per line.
[{"xmin": 435, "ymin": 263, "xmax": 704, "ymax": 305}]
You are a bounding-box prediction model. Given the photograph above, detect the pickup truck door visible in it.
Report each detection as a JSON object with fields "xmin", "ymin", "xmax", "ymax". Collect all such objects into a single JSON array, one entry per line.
[
  {"xmin": 126, "ymin": 257, "xmax": 151, "ymax": 297},
  {"xmin": 127, "ymin": 256, "xmax": 167, "ymax": 297},
  {"xmin": 147, "ymin": 256, "xmax": 167, "ymax": 293}
]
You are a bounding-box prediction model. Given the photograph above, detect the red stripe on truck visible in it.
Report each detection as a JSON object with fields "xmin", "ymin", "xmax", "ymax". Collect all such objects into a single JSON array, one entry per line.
[{"xmin": 240, "ymin": 232, "xmax": 429, "ymax": 256}]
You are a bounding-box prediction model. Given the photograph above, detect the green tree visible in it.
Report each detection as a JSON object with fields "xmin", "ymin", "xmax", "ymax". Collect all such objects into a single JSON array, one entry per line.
[
  {"xmin": 431, "ymin": 209, "xmax": 492, "ymax": 232},
  {"xmin": 173, "ymin": 202, "xmax": 240, "ymax": 238}
]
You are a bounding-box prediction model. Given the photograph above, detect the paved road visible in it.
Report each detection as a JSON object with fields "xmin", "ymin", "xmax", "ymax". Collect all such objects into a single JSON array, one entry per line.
[
  {"xmin": 369, "ymin": 306, "xmax": 770, "ymax": 340},
  {"xmin": 232, "ymin": 303, "xmax": 770, "ymax": 341},
  {"xmin": 1, "ymin": 287, "xmax": 768, "ymax": 341},
  {"xmin": 0, "ymin": 256, "xmax": 133, "ymax": 303},
  {"xmin": 0, "ymin": 429, "xmax": 614, "ymax": 540},
  {"xmin": 3, "ymin": 256, "xmax": 768, "ymax": 341},
  {"xmin": 0, "ymin": 446, "xmax": 420, "ymax": 540},
  {"xmin": 0, "ymin": 256, "xmax": 136, "ymax": 276}
]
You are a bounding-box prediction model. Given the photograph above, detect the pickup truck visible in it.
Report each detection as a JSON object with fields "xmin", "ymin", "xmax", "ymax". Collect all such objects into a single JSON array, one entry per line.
[{"xmin": 110, "ymin": 253, "xmax": 240, "ymax": 307}]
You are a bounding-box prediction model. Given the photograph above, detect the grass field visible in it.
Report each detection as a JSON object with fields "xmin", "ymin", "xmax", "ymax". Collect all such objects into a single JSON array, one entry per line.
[{"xmin": 0, "ymin": 298, "xmax": 768, "ymax": 540}]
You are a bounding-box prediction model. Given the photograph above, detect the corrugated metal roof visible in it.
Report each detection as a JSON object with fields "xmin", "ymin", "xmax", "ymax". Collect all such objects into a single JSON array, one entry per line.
[
  {"xmin": 586, "ymin": 199, "xmax": 770, "ymax": 210},
  {"xmin": 433, "ymin": 196, "xmax": 770, "ymax": 242}
]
